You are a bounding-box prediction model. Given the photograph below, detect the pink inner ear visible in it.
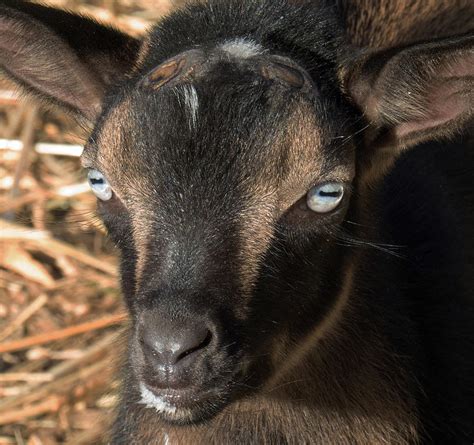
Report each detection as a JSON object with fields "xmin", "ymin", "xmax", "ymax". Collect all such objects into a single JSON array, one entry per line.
[
  {"xmin": 396, "ymin": 49, "xmax": 473, "ymax": 139},
  {"xmin": 396, "ymin": 78, "xmax": 471, "ymax": 138}
]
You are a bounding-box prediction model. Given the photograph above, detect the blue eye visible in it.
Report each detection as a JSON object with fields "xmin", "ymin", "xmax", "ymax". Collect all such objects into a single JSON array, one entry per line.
[
  {"xmin": 306, "ymin": 182, "xmax": 344, "ymax": 213},
  {"xmin": 87, "ymin": 169, "xmax": 112, "ymax": 201}
]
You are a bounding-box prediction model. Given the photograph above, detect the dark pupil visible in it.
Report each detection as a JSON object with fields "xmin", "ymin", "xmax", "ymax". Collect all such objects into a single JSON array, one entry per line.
[
  {"xmin": 319, "ymin": 190, "xmax": 341, "ymax": 198},
  {"xmin": 90, "ymin": 178, "xmax": 104, "ymax": 185}
]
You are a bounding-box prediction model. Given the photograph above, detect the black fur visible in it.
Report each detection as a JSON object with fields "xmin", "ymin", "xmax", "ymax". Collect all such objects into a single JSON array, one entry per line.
[{"xmin": 0, "ymin": 1, "xmax": 472, "ymax": 443}]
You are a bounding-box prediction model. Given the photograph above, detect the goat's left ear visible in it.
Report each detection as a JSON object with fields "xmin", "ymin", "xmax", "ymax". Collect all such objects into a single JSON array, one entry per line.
[{"xmin": 344, "ymin": 34, "xmax": 473, "ymax": 152}]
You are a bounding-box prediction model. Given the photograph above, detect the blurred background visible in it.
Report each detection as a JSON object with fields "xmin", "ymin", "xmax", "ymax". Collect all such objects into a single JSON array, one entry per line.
[{"xmin": 0, "ymin": 1, "xmax": 182, "ymax": 443}]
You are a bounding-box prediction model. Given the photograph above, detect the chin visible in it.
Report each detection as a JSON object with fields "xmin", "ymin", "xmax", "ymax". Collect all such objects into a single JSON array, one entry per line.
[{"xmin": 138, "ymin": 382, "xmax": 233, "ymax": 425}]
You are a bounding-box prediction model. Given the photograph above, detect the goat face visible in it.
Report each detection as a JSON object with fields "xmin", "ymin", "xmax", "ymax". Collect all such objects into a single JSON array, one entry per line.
[
  {"xmin": 2, "ymin": 0, "xmax": 472, "ymax": 430},
  {"xmin": 82, "ymin": 47, "xmax": 357, "ymax": 423}
]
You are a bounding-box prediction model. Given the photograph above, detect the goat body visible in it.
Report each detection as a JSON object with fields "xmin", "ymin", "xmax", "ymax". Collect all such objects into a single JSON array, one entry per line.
[{"xmin": 0, "ymin": 0, "xmax": 473, "ymax": 444}]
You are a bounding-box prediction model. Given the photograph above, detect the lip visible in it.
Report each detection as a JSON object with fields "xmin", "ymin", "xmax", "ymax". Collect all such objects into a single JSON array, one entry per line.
[{"xmin": 140, "ymin": 381, "xmax": 211, "ymax": 410}]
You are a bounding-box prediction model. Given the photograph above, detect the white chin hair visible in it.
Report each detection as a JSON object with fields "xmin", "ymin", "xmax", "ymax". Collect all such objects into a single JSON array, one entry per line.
[{"xmin": 139, "ymin": 383, "xmax": 177, "ymax": 415}]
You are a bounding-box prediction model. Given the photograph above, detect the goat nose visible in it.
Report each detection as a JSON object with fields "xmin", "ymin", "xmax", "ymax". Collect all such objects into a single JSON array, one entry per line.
[{"xmin": 140, "ymin": 320, "xmax": 212, "ymax": 367}]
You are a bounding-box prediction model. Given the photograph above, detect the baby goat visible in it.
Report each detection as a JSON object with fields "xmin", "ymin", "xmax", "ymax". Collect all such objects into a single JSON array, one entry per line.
[{"xmin": 1, "ymin": 0, "xmax": 473, "ymax": 443}]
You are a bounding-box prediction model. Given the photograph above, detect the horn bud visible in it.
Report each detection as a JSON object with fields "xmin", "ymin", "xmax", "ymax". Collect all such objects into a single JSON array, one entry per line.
[
  {"xmin": 142, "ymin": 50, "xmax": 205, "ymax": 90},
  {"xmin": 145, "ymin": 57, "xmax": 187, "ymax": 89}
]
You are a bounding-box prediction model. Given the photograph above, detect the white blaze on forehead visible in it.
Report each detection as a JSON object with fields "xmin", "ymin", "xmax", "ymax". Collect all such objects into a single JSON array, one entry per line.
[
  {"xmin": 183, "ymin": 85, "xmax": 199, "ymax": 128},
  {"xmin": 220, "ymin": 38, "xmax": 264, "ymax": 59},
  {"xmin": 139, "ymin": 383, "xmax": 177, "ymax": 415},
  {"xmin": 175, "ymin": 84, "xmax": 199, "ymax": 129}
]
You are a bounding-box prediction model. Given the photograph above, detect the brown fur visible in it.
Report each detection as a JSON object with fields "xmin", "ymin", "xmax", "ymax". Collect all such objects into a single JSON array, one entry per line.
[{"xmin": 339, "ymin": 0, "xmax": 474, "ymax": 48}]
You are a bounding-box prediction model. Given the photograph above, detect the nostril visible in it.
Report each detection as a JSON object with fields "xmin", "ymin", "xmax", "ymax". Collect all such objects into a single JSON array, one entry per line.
[
  {"xmin": 140, "ymin": 336, "xmax": 159, "ymax": 359},
  {"xmin": 139, "ymin": 322, "xmax": 213, "ymax": 368},
  {"xmin": 176, "ymin": 329, "xmax": 212, "ymax": 362}
]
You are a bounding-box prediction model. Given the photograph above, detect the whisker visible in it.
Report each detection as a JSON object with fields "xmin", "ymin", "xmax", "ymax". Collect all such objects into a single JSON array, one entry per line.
[
  {"xmin": 333, "ymin": 230, "xmax": 406, "ymax": 259},
  {"xmin": 265, "ymin": 378, "xmax": 309, "ymax": 393}
]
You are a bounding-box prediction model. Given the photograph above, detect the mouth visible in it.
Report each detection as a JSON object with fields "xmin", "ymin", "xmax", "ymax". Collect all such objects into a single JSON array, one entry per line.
[
  {"xmin": 140, "ymin": 382, "xmax": 209, "ymax": 412},
  {"xmin": 139, "ymin": 382, "xmax": 231, "ymax": 424}
]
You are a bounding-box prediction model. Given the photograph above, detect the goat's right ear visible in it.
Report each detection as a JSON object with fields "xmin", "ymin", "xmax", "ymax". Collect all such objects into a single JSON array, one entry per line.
[
  {"xmin": 343, "ymin": 33, "xmax": 473, "ymax": 151},
  {"xmin": 0, "ymin": 1, "xmax": 140, "ymax": 121}
]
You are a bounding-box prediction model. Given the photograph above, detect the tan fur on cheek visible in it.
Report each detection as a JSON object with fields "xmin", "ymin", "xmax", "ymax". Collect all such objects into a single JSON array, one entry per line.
[
  {"xmin": 130, "ymin": 217, "xmax": 153, "ymax": 288},
  {"xmin": 236, "ymin": 200, "xmax": 276, "ymax": 318},
  {"xmin": 233, "ymin": 102, "xmax": 349, "ymax": 320}
]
